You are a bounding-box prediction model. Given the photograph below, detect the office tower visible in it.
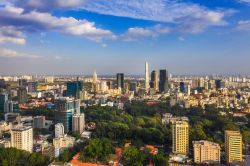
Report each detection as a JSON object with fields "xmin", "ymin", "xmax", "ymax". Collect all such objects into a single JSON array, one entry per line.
[
  {"xmin": 72, "ymin": 113, "xmax": 85, "ymax": 134},
  {"xmin": 198, "ymin": 77, "xmax": 205, "ymax": 88},
  {"xmin": 0, "ymin": 79, "xmax": 6, "ymax": 88},
  {"xmin": 17, "ymin": 87, "xmax": 28, "ymax": 104},
  {"xmin": 150, "ymin": 70, "xmax": 158, "ymax": 91},
  {"xmin": 54, "ymin": 97, "xmax": 80, "ymax": 133},
  {"xmin": 180, "ymin": 82, "xmax": 185, "ymax": 93},
  {"xmin": 92, "ymin": 71, "xmax": 98, "ymax": 92},
  {"xmin": 0, "ymin": 92, "xmax": 8, "ymax": 112},
  {"xmin": 187, "ymin": 84, "xmax": 191, "ymax": 95},
  {"xmin": 172, "ymin": 120, "xmax": 189, "ymax": 155},
  {"xmin": 27, "ymin": 82, "xmax": 38, "ymax": 93},
  {"xmin": 11, "ymin": 126, "xmax": 33, "ymax": 153},
  {"xmin": 145, "ymin": 62, "xmax": 149, "ymax": 92},
  {"xmin": 66, "ymin": 81, "xmax": 83, "ymax": 99},
  {"xmin": 33, "ymin": 116, "xmax": 46, "ymax": 129},
  {"xmin": 4, "ymin": 100, "xmax": 13, "ymax": 113},
  {"xmin": 55, "ymin": 123, "xmax": 64, "ymax": 138},
  {"xmin": 100, "ymin": 81, "xmax": 108, "ymax": 92},
  {"xmin": 225, "ymin": 130, "xmax": 242, "ymax": 164},
  {"xmin": 18, "ymin": 79, "xmax": 27, "ymax": 88},
  {"xmin": 193, "ymin": 140, "xmax": 220, "ymax": 164},
  {"xmin": 117, "ymin": 73, "xmax": 124, "ymax": 90},
  {"xmin": 129, "ymin": 82, "xmax": 137, "ymax": 92},
  {"xmin": 159, "ymin": 69, "xmax": 168, "ymax": 93}
]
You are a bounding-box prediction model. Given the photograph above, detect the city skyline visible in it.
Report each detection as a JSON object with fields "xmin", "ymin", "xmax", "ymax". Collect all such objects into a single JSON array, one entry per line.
[{"xmin": 0, "ymin": 0, "xmax": 250, "ymax": 75}]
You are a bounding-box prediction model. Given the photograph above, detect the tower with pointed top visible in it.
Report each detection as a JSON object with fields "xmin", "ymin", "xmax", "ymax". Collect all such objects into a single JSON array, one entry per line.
[
  {"xmin": 145, "ymin": 62, "xmax": 149, "ymax": 92},
  {"xmin": 92, "ymin": 71, "xmax": 98, "ymax": 92}
]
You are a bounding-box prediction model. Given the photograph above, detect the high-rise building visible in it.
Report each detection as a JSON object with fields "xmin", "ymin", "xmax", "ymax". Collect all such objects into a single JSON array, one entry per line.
[
  {"xmin": 129, "ymin": 82, "xmax": 137, "ymax": 92},
  {"xmin": 180, "ymin": 82, "xmax": 185, "ymax": 93},
  {"xmin": 4, "ymin": 100, "xmax": 13, "ymax": 113},
  {"xmin": 145, "ymin": 62, "xmax": 149, "ymax": 92},
  {"xmin": 150, "ymin": 70, "xmax": 158, "ymax": 91},
  {"xmin": 55, "ymin": 123, "xmax": 64, "ymax": 138},
  {"xmin": 66, "ymin": 81, "xmax": 83, "ymax": 99},
  {"xmin": 54, "ymin": 97, "xmax": 80, "ymax": 133},
  {"xmin": 17, "ymin": 87, "xmax": 28, "ymax": 104},
  {"xmin": 11, "ymin": 126, "xmax": 33, "ymax": 153},
  {"xmin": 117, "ymin": 73, "xmax": 124, "ymax": 90},
  {"xmin": 0, "ymin": 92, "xmax": 8, "ymax": 112},
  {"xmin": 159, "ymin": 69, "xmax": 168, "ymax": 93},
  {"xmin": 72, "ymin": 113, "xmax": 85, "ymax": 134},
  {"xmin": 33, "ymin": 116, "xmax": 46, "ymax": 129},
  {"xmin": 18, "ymin": 79, "xmax": 27, "ymax": 88},
  {"xmin": 225, "ymin": 130, "xmax": 242, "ymax": 164},
  {"xmin": 193, "ymin": 140, "xmax": 220, "ymax": 164},
  {"xmin": 27, "ymin": 82, "xmax": 38, "ymax": 93},
  {"xmin": 172, "ymin": 120, "xmax": 189, "ymax": 155},
  {"xmin": 92, "ymin": 71, "xmax": 98, "ymax": 92}
]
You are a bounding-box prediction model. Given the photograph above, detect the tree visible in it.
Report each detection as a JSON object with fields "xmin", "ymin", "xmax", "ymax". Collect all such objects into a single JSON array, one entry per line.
[{"xmin": 122, "ymin": 146, "xmax": 143, "ymax": 166}]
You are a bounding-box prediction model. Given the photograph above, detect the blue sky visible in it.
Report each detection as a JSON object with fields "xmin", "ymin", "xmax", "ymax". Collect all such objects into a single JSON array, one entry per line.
[{"xmin": 0, "ymin": 0, "xmax": 250, "ymax": 75}]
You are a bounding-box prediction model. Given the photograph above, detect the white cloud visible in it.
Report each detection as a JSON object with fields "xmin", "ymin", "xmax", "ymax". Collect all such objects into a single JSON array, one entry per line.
[
  {"xmin": 14, "ymin": 0, "xmax": 86, "ymax": 11},
  {"xmin": 236, "ymin": 20, "xmax": 250, "ymax": 31},
  {"xmin": 121, "ymin": 25, "xmax": 170, "ymax": 41},
  {"xmin": 0, "ymin": 26, "xmax": 26, "ymax": 45},
  {"xmin": 178, "ymin": 37, "xmax": 185, "ymax": 41},
  {"xmin": 81, "ymin": 0, "xmax": 232, "ymax": 33},
  {"xmin": 238, "ymin": 0, "xmax": 250, "ymax": 4},
  {"xmin": 0, "ymin": 48, "xmax": 40, "ymax": 58},
  {"xmin": 0, "ymin": 5, "xmax": 115, "ymax": 42}
]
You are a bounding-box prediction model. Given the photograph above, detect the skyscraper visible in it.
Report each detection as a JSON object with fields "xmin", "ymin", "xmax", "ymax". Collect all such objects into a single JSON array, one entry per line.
[
  {"xmin": 11, "ymin": 126, "xmax": 33, "ymax": 153},
  {"xmin": 193, "ymin": 140, "xmax": 220, "ymax": 164},
  {"xmin": 159, "ymin": 69, "xmax": 168, "ymax": 93},
  {"xmin": 172, "ymin": 120, "xmax": 189, "ymax": 155},
  {"xmin": 55, "ymin": 123, "xmax": 64, "ymax": 138},
  {"xmin": 66, "ymin": 81, "xmax": 83, "ymax": 99},
  {"xmin": 27, "ymin": 82, "xmax": 38, "ymax": 93},
  {"xmin": 116, "ymin": 73, "xmax": 124, "ymax": 90},
  {"xmin": 4, "ymin": 100, "xmax": 13, "ymax": 113},
  {"xmin": 92, "ymin": 71, "xmax": 98, "ymax": 92},
  {"xmin": 17, "ymin": 87, "xmax": 28, "ymax": 104},
  {"xmin": 145, "ymin": 62, "xmax": 149, "ymax": 92},
  {"xmin": 72, "ymin": 113, "xmax": 85, "ymax": 134},
  {"xmin": 18, "ymin": 79, "xmax": 27, "ymax": 88},
  {"xmin": 150, "ymin": 70, "xmax": 158, "ymax": 91},
  {"xmin": 180, "ymin": 82, "xmax": 185, "ymax": 93},
  {"xmin": 54, "ymin": 97, "xmax": 80, "ymax": 133},
  {"xmin": 0, "ymin": 92, "xmax": 8, "ymax": 112},
  {"xmin": 225, "ymin": 130, "xmax": 242, "ymax": 164}
]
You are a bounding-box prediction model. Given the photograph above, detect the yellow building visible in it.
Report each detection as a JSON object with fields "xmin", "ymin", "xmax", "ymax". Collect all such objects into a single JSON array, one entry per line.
[
  {"xmin": 172, "ymin": 120, "xmax": 189, "ymax": 155},
  {"xmin": 53, "ymin": 135, "xmax": 75, "ymax": 149},
  {"xmin": 225, "ymin": 130, "xmax": 242, "ymax": 164},
  {"xmin": 11, "ymin": 126, "xmax": 33, "ymax": 152},
  {"xmin": 193, "ymin": 140, "xmax": 220, "ymax": 164}
]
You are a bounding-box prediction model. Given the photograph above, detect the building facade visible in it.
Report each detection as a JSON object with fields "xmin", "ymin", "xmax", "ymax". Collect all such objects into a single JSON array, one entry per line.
[
  {"xmin": 193, "ymin": 140, "xmax": 220, "ymax": 164},
  {"xmin": 11, "ymin": 126, "xmax": 33, "ymax": 153},
  {"xmin": 172, "ymin": 120, "xmax": 189, "ymax": 155},
  {"xmin": 225, "ymin": 130, "xmax": 242, "ymax": 164},
  {"xmin": 72, "ymin": 113, "xmax": 85, "ymax": 134}
]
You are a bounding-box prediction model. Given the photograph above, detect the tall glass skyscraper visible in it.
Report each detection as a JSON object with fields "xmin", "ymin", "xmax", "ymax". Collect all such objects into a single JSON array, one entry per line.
[
  {"xmin": 159, "ymin": 69, "xmax": 168, "ymax": 93},
  {"xmin": 54, "ymin": 97, "xmax": 80, "ymax": 133},
  {"xmin": 66, "ymin": 81, "xmax": 83, "ymax": 99},
  {"xmin": 116, "ymin": 73, "xmax": 124, "ymax": 90}
]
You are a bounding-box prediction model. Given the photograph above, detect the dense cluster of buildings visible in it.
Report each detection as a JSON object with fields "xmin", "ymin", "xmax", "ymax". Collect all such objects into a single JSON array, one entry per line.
[{"xmin": 0, "ymin": 62, "xmax": 249, "ymax": 165}]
